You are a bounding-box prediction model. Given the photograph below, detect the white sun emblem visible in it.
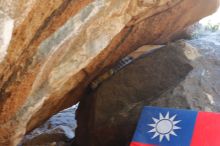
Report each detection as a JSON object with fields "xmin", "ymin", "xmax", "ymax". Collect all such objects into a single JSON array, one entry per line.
[{"xmin": 148, "ymin": 112, "xmax": 181, "ymax": 142}]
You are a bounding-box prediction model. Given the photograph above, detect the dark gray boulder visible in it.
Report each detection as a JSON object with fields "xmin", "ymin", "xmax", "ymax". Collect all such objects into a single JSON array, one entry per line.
[{"xmin": 74, "ymin": 42, "xmax": 193, "ymax": 146}]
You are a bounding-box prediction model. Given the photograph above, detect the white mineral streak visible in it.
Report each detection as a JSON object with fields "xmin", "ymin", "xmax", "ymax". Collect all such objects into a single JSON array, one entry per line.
[
  {"xmin": 31, "ymin": 0, "xmax": 176, "ymax": 96},
  {"xmin": 48, "ymin": 0, "xmax": 131, "ymax": 89},
  {"xmin": 12, "ymin": 0, "xmax": 179, "ymax": 144},
  {"xmin": 13, "ymin": 0, "xmax": 121, "ymax": 142},
  {"xmin": 0, "ymin": 0, "xmax": 37, "ymax": 27},
  {"xmin": 0, "ymin": 11, "xmax": 14, "ymax": 63},
  {"xmin": 29, "ymin": 0, "xmax": 132, "ymax": 98},
  {"xmin": 19, "ymin": 0, "xmax": 179, "ymax": 127}
]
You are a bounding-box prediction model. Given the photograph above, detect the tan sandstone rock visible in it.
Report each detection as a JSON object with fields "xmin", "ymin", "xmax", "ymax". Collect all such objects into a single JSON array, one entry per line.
[{"xmin": 0, "ymin": 0, "xmax": 219, "ymax": 145}]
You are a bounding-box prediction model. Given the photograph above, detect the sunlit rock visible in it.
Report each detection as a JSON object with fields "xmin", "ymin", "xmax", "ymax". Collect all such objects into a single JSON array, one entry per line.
[
  {"xmin": 0, "ymin": 11, "xmax": 13, "ymax": 62},
  {"xmin": 0, "ymin": 0, "xmax": 219, "ymax": 145}
]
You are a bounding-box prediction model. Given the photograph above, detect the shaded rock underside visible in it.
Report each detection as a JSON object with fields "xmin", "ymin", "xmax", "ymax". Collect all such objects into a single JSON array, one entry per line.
[
  {"xmin": 0, "ymin": 0, "xmax": 219, "ymax": 145},
  {"xmin": 23, "ymin": 31, "xmax": 220, "ymax": 146}
]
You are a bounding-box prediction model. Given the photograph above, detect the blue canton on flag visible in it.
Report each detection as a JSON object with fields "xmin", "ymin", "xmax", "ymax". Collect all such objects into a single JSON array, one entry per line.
[{"xmin": 131, "ymin": 106, "xmax": 197, "ymax": 146}]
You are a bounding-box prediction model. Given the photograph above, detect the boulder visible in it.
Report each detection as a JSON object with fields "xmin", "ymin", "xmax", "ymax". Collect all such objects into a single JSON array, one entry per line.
[
  {"xmin": 20, "ymin": 106, "xmax": 77, "ymax": 146},
  {"xmin": 168, "ymin": 31, "xmax": 220, "ymax": 112},
  {"xmin": 21, "ymin": 31, "xmax": 220, "ymax": 146},
  {"xmin": 0, "ymin": 0, "xmax": 219, "ymax": 145},
  {"xmin": 74, "ymin": 41, "xmax": 194, "ymax": 146},
  {"xmin": 22, "ymin": 125, "xmax": 73, "ymax": 146},
  {"xmin": 74, "ymin": 33, "xmax": 220, "ymax": 145}
]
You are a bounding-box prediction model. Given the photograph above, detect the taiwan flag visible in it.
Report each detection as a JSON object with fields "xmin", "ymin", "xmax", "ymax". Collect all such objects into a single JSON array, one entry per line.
[{"xmin": 130, "ymin": 106, "xmax": 220, "ymax": 146}]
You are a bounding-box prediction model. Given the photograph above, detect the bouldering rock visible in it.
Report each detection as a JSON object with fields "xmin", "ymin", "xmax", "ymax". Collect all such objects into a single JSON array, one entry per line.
[
  {"xmin": 22, "ymin": 125, "xmax": 73, "ymax": 146},
  {"xmin": 74, "ymin": 32, "xmax": 220, "ymax": 145},
  {"xmin": 74, "ymin": 42, "xmax": 193, "ymax": 146},
  {"xmin": 21, "ymin": 105, "xmax": 77, "ymax": 146},
  {"xmin": 0, "ymin": 0, "xmax": 219, "ymax": 145},
  {"xmin": 164, "ymin": 31, "xmax": 220, "ymax": 112}
]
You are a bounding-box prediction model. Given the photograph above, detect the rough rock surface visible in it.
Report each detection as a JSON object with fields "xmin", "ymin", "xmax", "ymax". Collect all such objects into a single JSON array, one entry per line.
[
  {"xmin": 21, "ymin": 31, "xmax": 220, "ymax": 146},
  {"xmin": 164, "ymin": 31, "xmax": 220, "ymax": 112},
  {"xmin": 20, "ymin": 105, "xmax": 77, "ymax": 146},
  {"xmin": 75, "ymin": 31, "xmax": 220, "ymax": 145},
  {"xmin": 0, "ymin": 0, "xmax": 219, "ymax": 145},
  {"xmin": 74, "ymin": 42, "xmax": 193, "ymax": 146}
]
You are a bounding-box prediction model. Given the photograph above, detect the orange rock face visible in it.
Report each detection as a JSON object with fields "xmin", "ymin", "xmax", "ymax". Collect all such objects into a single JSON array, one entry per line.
[{"xmin": 0, "ymin": 0, "xmax": 219, "ymax": 145}]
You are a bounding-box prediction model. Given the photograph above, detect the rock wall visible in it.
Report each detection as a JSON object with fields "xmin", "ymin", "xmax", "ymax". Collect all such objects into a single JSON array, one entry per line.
[{"xmin": 0, "ymin": 0, "xmax": 219, "ymax": 145}]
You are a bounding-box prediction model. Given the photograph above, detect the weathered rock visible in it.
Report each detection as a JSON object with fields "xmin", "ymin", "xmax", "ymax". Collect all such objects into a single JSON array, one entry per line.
[
  {"xmin": 23, "ymin": 31, "xmax": 220, "ymax": 145},
  {"xmin": 74, "ymin": 32, "xmax": 220, "ymax": 146},
  {"xmin": 21, "ymin": 105, "xmax": 77, "ymax": 146},
  {"xmin": 0, "ymin": 11, "xmax": 14, "ymax": 62},
  {"xmin": 22, "ymin": 125, "xmax": 73, "ymax": 146},
  {"xmin": 0, "ymin": 0, "xmax": 219, "ymax": 145},
  {"xmin": 165, "ymin": 31, "xmax": 220, "ymax": 112},
  {"xmin": 21, "ymin": 30, "xmax": 220, "ymax": 146},
  {"xmin": 74, "ymin": 42, "xmax": 193, "ymax": 146}
]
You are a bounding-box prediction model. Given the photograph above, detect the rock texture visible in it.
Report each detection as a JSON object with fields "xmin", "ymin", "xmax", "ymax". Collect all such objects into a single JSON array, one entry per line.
[
  {"xmin": 21, "ymin": 105, "xmax": 77, "ymax": 146},
  {"xmin": 0, "ymin": 0, "xmax": 219, "ymax": 145},
  {"xmin": 21, "ymin": 30, "xmax": 220, "ymax": 146},
  {"xmin": 167, "ymin": 31, "xmax": 220, "ymax": 112},
  {"xmin": 74, "ymin": 30, "xmax": 220, "ymax": 146},
  {"xmin": 74, "ymin": 42, "xmax": 193, "ymax": 146}
]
